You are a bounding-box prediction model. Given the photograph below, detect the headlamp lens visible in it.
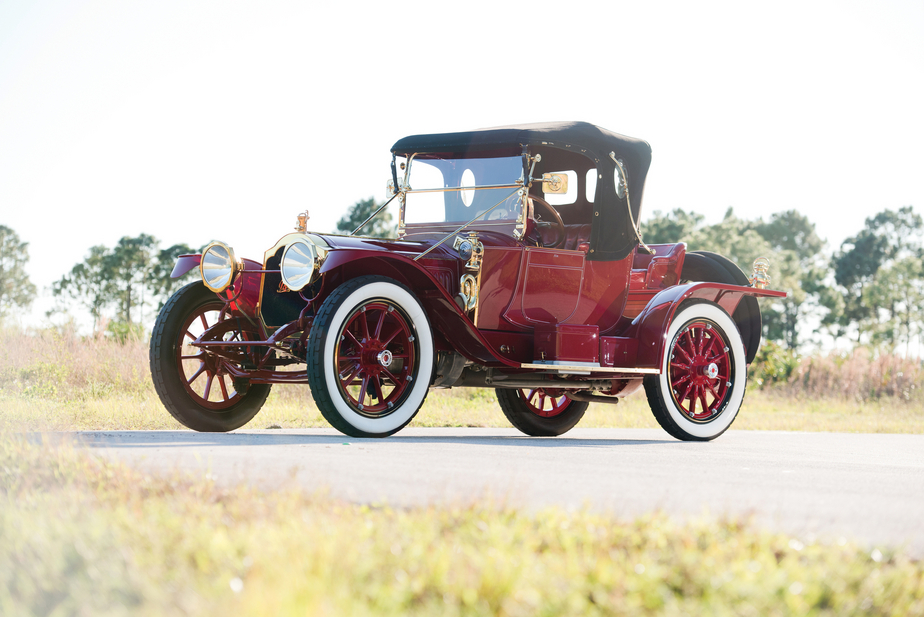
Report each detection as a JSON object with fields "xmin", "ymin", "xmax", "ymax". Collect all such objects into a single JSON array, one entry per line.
[
  {"xmin": 200, "ymin": 243, "xmax": 237, "ymax": 292},
  {"xmin": 281, "ymin": 240, "xmax": 319, "ymax": 291}
]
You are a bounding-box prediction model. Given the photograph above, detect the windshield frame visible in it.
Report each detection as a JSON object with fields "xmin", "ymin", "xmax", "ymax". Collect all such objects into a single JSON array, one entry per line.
[{"xmin": 396, "ymin": 152, "xmax": 528, "ymax": 238}]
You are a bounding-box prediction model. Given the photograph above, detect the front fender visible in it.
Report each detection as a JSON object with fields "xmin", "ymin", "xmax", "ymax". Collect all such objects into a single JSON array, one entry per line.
[
  {"xmin": 625, "ymin": 282, "xmax": 786, "ymax": 369},
  {"xmin": 320, "ymin": 249, "xmax": 518, "ymax": 367},
  {"xmin": 170, "ymin": 254, "xmax": 262, "ymax": 318},
  {"xmin": 170, "ymin": 254, "xmax": 201, "ymax": 278}
]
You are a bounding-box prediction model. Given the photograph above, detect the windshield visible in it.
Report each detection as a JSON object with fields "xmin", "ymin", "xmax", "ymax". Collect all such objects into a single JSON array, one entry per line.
[{"xmin": 403, "ymin": 155, "xmax": 523, "ymax": 225}]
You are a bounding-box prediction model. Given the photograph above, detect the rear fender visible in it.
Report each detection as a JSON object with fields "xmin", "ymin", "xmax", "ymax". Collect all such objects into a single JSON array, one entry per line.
[
  {"xmin": 625, "ymin": 282, "xmax": 786, "ymax": 369},
  {"xmin": 319, "ymin": 250, "xmax": 517, "ymax": 367}
]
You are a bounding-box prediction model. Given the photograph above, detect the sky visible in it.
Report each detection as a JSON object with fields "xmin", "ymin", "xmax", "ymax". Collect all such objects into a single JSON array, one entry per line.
[{"xmin": 1, "ymin": 0, "xmax": 923, "ymax": 329}]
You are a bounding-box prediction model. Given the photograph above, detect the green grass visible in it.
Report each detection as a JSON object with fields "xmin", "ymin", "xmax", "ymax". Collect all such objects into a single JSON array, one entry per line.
[{"xmin": 2, "ymin": 432, "xmax": 922, "ymax": 616}]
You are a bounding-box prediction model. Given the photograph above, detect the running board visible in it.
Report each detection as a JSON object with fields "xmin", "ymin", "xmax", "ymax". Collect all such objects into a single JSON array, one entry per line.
[{"xmin": 519, "ymin": 363, "xmax": 660, "ymax": 375}]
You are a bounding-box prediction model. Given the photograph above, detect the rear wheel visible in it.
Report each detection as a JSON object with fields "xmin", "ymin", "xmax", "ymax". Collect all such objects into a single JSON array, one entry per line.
[
  {"xmin": 150, "ymin": 281, "xmax": 271, "ymax": 432},
  {"xmin": 496, "ymin": 388, "xmax": 589, "ymax": 436},
  {"xmin": 643, "ymin": 301, "xmax": 747, "ymax": 441}
]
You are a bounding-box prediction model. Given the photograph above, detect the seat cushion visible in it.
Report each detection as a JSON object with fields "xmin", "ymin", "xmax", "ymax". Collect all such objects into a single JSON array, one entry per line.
[{"xmin": 538, "ymin": 223, "xmax": 591, "ymax": 251}]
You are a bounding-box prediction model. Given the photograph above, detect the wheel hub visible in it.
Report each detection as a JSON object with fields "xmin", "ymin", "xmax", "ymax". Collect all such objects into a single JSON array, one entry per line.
[
  {"xmin": 376, "ymin": 349, "xmax": 393, "ymax": 368},
  {"xmin": 703, "ymin": 362, "xmax": 719, "ymax": 379}
]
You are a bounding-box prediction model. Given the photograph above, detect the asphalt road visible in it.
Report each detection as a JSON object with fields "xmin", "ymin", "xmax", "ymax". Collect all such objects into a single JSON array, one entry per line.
[{"xmin": 74, "ymin": 428, "xmax": 924, "ymax": 554}]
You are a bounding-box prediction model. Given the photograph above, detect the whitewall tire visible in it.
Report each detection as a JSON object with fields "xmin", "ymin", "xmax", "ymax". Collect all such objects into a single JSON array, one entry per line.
[{"xmin": 643, "ymin": 301, "xmax": 747, "ymax": 441}]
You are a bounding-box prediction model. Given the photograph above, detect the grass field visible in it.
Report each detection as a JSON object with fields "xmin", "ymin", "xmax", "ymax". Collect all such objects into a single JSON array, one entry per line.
[{"xmin": 3, "ymin": 432, "xmax": 923, "ymax": 616}]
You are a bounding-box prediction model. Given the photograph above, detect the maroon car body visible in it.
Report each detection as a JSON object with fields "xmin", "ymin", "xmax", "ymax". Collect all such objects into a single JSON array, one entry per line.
[{"xmin": 151, "ymin": 122, "xmax": 785, "ymax": 440}]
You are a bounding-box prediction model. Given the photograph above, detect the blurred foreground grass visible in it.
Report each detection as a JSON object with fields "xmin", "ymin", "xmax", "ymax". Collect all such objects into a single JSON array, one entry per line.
[{"xmin": 2, "ymin": 432, "xmax": 922, "ymax": 616}]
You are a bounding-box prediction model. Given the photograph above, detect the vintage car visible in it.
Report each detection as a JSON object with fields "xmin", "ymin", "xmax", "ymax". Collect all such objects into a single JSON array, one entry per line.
[{"xmin": 150, "ymin": 121, "xmax": 785, "ymax": 440}]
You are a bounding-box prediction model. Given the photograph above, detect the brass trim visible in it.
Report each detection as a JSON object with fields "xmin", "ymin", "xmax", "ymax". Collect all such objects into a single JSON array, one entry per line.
[
  {"xmin": 749, "ymin": 257, "xmax": 771, "ymax": 289},
  {"xmin": 406, "ymin": 183, "xmax": 523, "ymax": 194},
  {"xmin": 200, "ymin": 241, "xmax": 240, "ymax": 293},
  {"xmin": 541, "ymin": 173, "xmax": 568, "ymax": 194},
  {"xmin": 256, "ymin": 233, "xmax": 329, "ymax": 331},
  {"xmin": 459, "ymin": 273, "xmax": 478, "ymax": 312}
]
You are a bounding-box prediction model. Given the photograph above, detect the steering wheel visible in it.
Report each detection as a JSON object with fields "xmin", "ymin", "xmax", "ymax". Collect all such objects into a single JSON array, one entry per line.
[{"xmin": 529, "ymin": 195, "xmax": 566, "ymax": 249}]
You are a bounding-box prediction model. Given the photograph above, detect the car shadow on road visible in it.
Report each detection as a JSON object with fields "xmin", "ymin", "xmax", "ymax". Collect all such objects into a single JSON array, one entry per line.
[{"xmin": 68, "ymin": 431, "xmax": 677, "ymax": 449}]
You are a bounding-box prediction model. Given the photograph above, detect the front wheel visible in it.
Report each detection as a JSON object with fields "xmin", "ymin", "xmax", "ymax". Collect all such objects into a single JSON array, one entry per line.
[
  {"xmin": 643, "ymin": 301, "xmax": 747, "ymax": 441},
  {"xmin": 496, "ymin": 388, "xmax": 589, "ymax": 436},
  {"xmin": 306, "ymin": 276, "xmax": 434, "ymax": 438},
  {"xmin": 150, "ymin": 281, "xmax": 271, "ymax": 432}
]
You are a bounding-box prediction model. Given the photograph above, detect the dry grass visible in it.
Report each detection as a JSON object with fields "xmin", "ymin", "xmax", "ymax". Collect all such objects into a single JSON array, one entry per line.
[
  {"xmin": 1, "ymin": 327, "xmax": 923, "ymax": 434},
  {"xmin": 785, "ymin": 350, "xmax": 924, "ymax": 402}
]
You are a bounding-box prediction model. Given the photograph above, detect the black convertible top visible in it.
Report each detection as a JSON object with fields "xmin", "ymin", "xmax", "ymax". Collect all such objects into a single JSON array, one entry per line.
[{"xmin": 392, "ymin": 121, "xmax": 652, "ymax": 261}]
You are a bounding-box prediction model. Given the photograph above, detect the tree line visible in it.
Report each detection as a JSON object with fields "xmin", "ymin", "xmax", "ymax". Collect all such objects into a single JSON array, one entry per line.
[{"xmin": 1, "ymin": 201, "xmax": 921, "ymax": 353}]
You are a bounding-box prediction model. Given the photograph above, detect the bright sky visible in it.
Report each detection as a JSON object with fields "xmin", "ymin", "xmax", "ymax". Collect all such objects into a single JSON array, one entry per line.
[{"xmin": 2, "ymin": 0, "xmax": 922, "ymax": 328}]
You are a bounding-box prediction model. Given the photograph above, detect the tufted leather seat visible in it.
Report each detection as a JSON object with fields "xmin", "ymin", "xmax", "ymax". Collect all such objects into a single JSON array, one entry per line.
[{"xmin": 537, "ymin": 223, "xmax": 592, "ymax": 251}]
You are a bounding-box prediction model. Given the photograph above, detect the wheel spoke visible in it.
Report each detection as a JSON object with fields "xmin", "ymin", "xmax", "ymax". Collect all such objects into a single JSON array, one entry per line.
[
  {"xmin": 699, "ymin": 389, "xmax": 710, "ymax": 415},
  {"xmin": 339, "ymin": 363, "xmax": 362, "ymax": 386},
  {"xmin": 345, "ymin": 329, "xmax": 363, "ymax": 348},
  {"xmin": 381, "ymin": 326, "xmax": 402, "ymax": 346},
  {"xmin": 186, "ymin": 363, "xmax": 206, "ymax": 385},
  {"xmin": 203, "ymin": 373, "xmax": 214, "ymax": 400},
  {"xmin": 358, "ymin": 376, "xmax": 370, "ymax": 406},
  {"xmin": 704, "ymin": 334, "xmax": 720, "ymax": 357},
  {"xmin": 674, "ymin": 343, "xmax": 693, "ymax": 364},
  {"xmin": 360, "ymin": 311, "xmax": 370, "ymax": 340},
  {"xmin": 681, "ymin": 334, "xmax": 697, "ymax": 361},
  {"xmin": 680, "ymin": 381, "xmax": 694, "ymax": 405},
  {"xmin": 705, "ymin": 381, "xmax": 721, "ymax": 400},
  {"xmin": 185, "ymin": 329, "xmax": 197, "ymax": 342},
  {"xmin": 199, "ymin": 313, "xmax": 209, "ymax": 331},
  {"xmin": 381, "ymin": 367, "xmax": 400, "ymax": 385},
  {"xmin": 218, "ymin": 376, "xmax": 230, "ymax": 401},
  {"xmin": 372, "ymin": 376, "xmax": 385, "ymax": 403},
  {"xmin": 374, "ymin": 309, "xmax": 387, "ymax": 339}
]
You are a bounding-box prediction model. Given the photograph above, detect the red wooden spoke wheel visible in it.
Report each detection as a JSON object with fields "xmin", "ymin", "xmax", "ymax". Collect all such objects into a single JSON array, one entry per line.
[
  {"xmin": 306, "ymin": 276, "xmax": 434, "ymax": 438},
  {"xmin": 497, "ymin": 387, "xmax": 588, "ymax": 436},
  {"xmin": 666, "ymin": 320, "xmax": 732, "ymax": 422},
  {"xmin": 643, "ymin": 301, "xmax": 747, "ymax": 441},
  {"xmin": 150, "ymin": 281, "xmax": 271, "ymax": 432},
  {"xmin": 176, "ymin": 300, "xmax": 243, "ymax": 410},
  {"xmin": 335, "ymin": 301, "xmax": 416, "ymax": 417},
  {"xmin": 517, "ymin": 388, "xmax": 570, "ymax": 418}
]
